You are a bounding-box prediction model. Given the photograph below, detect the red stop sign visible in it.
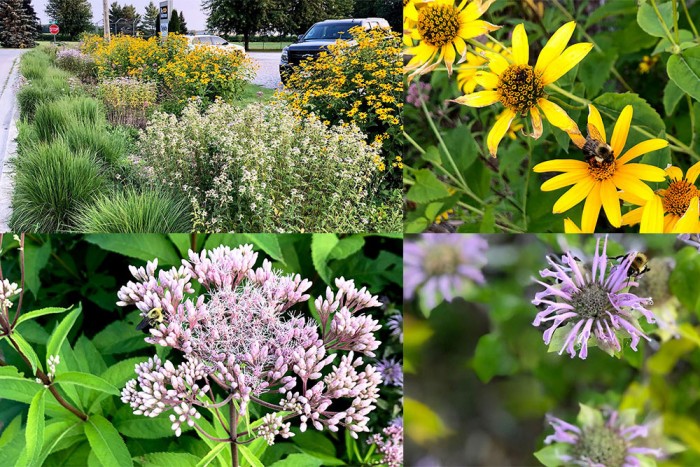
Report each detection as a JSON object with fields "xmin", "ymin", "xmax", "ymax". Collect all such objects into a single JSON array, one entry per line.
[{"xmin": 49, "ymin": 24, "xmax": 59, "ymax": 34}]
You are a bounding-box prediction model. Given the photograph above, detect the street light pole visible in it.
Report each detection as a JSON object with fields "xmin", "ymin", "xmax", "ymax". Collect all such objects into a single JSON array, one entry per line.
[{"xmin": 103, "ymin": 0, "xmax": 110, "ymax": 41}]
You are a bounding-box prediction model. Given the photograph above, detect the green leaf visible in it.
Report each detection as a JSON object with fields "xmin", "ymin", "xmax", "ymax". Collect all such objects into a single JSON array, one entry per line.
[
  {"xmin": 328, "ymin": 236, "xmax": 365, "ymax": 261},
  {"xmin": 84, "ymin": 234, "xmax": 181, "ymax": 266},
  {"xmin": 37, "ymin": 420, "xmax": 83, "ymax": 465},
  {"xmin": 652, "ymin": 29, "xmax": 694, "ymax": 55},
  {"xmin": 46, "ymin": 306, "xmax": 82, "ymax": 364},
  {"xmin": 16, "ymin": 307, "xmax": 68, "ymax": 326},
  {"xmin": 663, "ymin": 79, "xmax": 685, "ymax": 116},
  {"xmin": 593, "ymin": 92, "xmax": 666, "ymax": 135},
  {"xmin": 239, "ymin": 445, "xmax": 264, "ymax": 467},
  {"xmin": 637, "ymin": 1, "xmax": 676, "ymax": 38},
  {"xmin": 84, "ymin": 414, "xmax": 133, "ymax": 467},
  {"xmin": 0, "ymin": 366, "xmax": 42, "ymax": 404},
  {"xmin": 268, "ymin": 453, "xmax": 324, "ymax": 467},
  {"xmin": 195, "ymin": 442, "xmax": 227, "ymax": 467},
  {"xmin": 311, "ymin": 234, "xmax": 339, "ymax": 284},
  {"xmin": 406, "ymin": 169, "xmax": 451, "ymax": 203},
  {"xmin": 138, "ymin": 452, "xmax": 200, "ymax": 467},
  {"xmin": 114, "ymin": 411, "xmax": 178, "ymax": 439},
  {"xmin": 578, "ymin": 50, "xmax": 618, "ymax": 97},
  {"xmin": 404, "ymin": 397, "xmax": 450, "ymax": 444},
  {"xmin": 471, "ymin": 333, "xmax": 517, "ymax": 383},
  {"xmin": 24, "ymin": 388, "xmax": 46, "ymax": 467},
  {"xmin": 671, "ymin": 247, "xmax": 700, "ymax": 312},
  {"xmin": 0, "ymin": 414, "xmax": 22, "ymax": 449},
  {"xmin": 92, "ymin": 320, "xmax": 150, "ymax": 355},
  {"xmin": 534, "ymin": 444, "xmax": 571, "ymax": 467},
  {"xmin": 100, "ymin": 357, "xmax": 147, "ymax": 388},
  {"xmin": 667, "ymin": 47, "xmax": 700, "ymax": 102},
  {"xmin": 23, "ymin": 239, "xmax": 51, "ymax": 297},
  {"xmin": 242, "ymin": 234, "xmax": 285, "ymax": 264},
  {"xmin": 54, "ymin": 372, "xmax": 120, "ymax": 396},
  {"xmin": 0, "ymin": 414, "xmax": 25, "ymax": 466},
  {"xmin": 584, "ymin": 0, "xmax": 635, "ymax": 28},
  {"xmin": 12, "ymin": 332, "xmax": 42, "ymax": 374}
]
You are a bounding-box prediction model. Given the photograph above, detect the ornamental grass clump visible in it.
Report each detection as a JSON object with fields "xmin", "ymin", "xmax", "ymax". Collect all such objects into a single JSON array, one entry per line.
[
  {"xmin": 135, "ymin": 100, "xmax": 389, "ymax": 232},
  {"xmin": 118, "ymin": 244, "xmax": 384, "ymax": 452},
  {"xmin": 98, "ymin": 77, "xmax": 157, "ymax": 128}
]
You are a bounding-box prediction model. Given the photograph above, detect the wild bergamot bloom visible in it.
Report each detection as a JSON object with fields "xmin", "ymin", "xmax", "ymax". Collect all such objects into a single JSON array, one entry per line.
[
  {"xmin": 533, "ymin": 104, "xmax": 668, "ymax": 232},
  {"xmin": 454, "ymin": 21, "xmax": 593, "ymax": 156},
  {"xmin": 533, "ymin": 236, "xmax": 656, "ymax": 359},
  {"xmin": 404, "ymin": 234, "xmax": 487, "ymax": 310},
  {"xmin": 679, "ymin": 233, "xmax": 700, "ymax": 250},
  {"xmin": 404, "ymin": 0, "xmax": 500, "ymax": 79},
  {"xmin": 543, "ymin": 405, "xmax": 664, "ymax": 467},
  {"xmin": 621, "ymin": 161, "xmax": 700, "ymax": 233}
]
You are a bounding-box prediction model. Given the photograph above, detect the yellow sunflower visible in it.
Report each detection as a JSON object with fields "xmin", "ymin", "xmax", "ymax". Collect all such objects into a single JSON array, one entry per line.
[
  {"xmin": 621, "ymin": 161, "xmax": 700, "ymax": 233},
  {"xmin": 404, "ymin": 0, "xmax": 500, "ymax": 79},
  {"xmin": 456, "ymin": 42, "xmax": 509, "ymax": 94},
  {"xmin": 533, "ymin": 104, "xmax": 668, "ymax": 232},
  {"xmin": 453, "ymin": 21, "xmax": 593, "ymax": 156}
]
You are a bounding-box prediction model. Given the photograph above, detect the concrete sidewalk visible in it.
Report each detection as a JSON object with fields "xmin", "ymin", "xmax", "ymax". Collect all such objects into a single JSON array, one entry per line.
[{"xmin": 0, "ymin": 49, "xmax": 24, "ymax": 232}]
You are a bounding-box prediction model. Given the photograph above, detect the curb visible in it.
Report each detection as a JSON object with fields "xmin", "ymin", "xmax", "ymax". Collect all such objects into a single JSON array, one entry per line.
[{"xmin": 0, "ymin": 55, "xmax": 21, "ymax": 232}]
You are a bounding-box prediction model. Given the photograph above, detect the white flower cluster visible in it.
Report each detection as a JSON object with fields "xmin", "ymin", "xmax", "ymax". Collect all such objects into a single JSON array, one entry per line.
[{"xmin": 0, "ymin": 279, "xmax": 21, "ymax": 309}]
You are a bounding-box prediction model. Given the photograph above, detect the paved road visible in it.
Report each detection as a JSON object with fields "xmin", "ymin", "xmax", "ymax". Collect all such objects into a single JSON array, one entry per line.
[
  {"xmin": 248, "ymin": 52, "xmax": 283, "ymax": 90},
  {"xmin": 0, "ymin": 48, "xmax": 24, "ymax": 232}
]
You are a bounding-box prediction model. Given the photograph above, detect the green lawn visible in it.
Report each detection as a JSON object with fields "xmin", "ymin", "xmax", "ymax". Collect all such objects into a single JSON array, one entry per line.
[
  {"xmin": 232, "ymin": 42, "xmax": 292, "ymax": 51},
  {"xmin": 237, "ymin": 83, "xmax": 275, "ymax": 106}
]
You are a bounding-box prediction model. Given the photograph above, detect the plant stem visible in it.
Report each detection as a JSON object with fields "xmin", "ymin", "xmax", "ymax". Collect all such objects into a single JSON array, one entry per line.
[
  {"xmin": 193, "ymin": 422, "xmax": 229, "ymax": 443},
  {"xmin": 230, "ymin": 400, "xmax": 239, "ymax": 467},
  {"xmin": 672, "ymin": 0, "xmax": 680, "ymax": 44},
  {"xmin": 681, "ymin": 0, "xmax": 700, "ymax": 40},
  {"xmin": 688, "ymin": 94, "xmax": 697, "ymax": 149},
  {"xmin": 522, "ymin": 120, "xmax": 533, "ymax": 231},
  {"xmin": 650, "ymin": 0, "xmax": 677, "ymax": 45},
  {"xmin": 11, "ymin": 234, "xmax": 25, "ymax": 328}
]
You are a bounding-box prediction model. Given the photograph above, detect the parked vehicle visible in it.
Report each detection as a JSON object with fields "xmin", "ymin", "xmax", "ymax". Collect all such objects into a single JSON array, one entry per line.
[
  {"xmin": 187, "ymin": 35, "xmax": 246, "ymax": 54},
  {"xmin": 280, "ymin": 18, "xmax": 390, "ymax": 85}
]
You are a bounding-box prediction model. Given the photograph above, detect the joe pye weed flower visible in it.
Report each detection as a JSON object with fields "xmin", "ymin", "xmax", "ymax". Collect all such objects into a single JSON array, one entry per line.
[{"xmin": 119, "ymin": 244, "xmax": 388, "ymax": 452}]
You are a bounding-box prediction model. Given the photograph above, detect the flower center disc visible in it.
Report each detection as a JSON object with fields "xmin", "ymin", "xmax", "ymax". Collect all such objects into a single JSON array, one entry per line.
[
  {"xmin": 423, "ymin": 244, "xmax": 460, "ymax": 276},
  {"xmin": 662, "ymin": 180, "xmax": 698, "ymax": 217},
  {"xmin": 497, "ymin": 64, "xmax": 544, "ymax": 114},
  {"xmin": 418, "ymin": 4, "xmax": 461, "ymax": 48},
  {"xmin": 587, "ymin": 159, "xmax": 617, "ymax": 181},
  {"xmin": 574, "ymin": 426, "xmax": 628, "ymax": 467},
  {"xmin": 570, "ymin": 283, "xmax": 610, "ymax": 319}
]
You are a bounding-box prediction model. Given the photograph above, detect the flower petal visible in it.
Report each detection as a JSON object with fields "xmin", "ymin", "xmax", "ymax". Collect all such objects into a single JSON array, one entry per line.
[
  {"xmin": 640, "ymin": 196, "xmax": 664, "ymax": 233},
  {"xmin": 564, "ymin": 218, "xmax": 582, "ymax": 233},
  {"xmin": 610, "ymin": 105, "xmax": 633, "ymax": 157},
  {"xmin": 530, "ymin": 107, "xmax": 543, "ymax": 139},
  {"xmin": 600, "ymin": 179, "xmax": 622, "ymax": 227},
  {"xmin": 452, "ymin": 90, "xmax": 500, "ymax": 107},
  {"xmin": 535, "ymin": 21, "xmax": 576, "ymax": 74},
  {"xmin": 552, "ymin": 178, "xmax": 595, "ymax": 213},
  {"xmin": 540, "ymin": 42, "xmax": 594, "ymax": 85},
  {"xmin": 486, "ymin": 50, "xmax": 509, "ymax": 75},
  {"xmin": 581, "ymin": 184, "xmax": 602, "ymax": 233},
  {"xmin": 617, "ymin": 138, "xmax": 669, "ymax": 164},
  {"xmin": 672, "ymin": 197, "xmax": 699, "ymax": 233},
  {"xmin": 512, "ymin": 24, "xmax": 529, "ymax": 65},
  {"xmin": 487, "ymin": 109, "xmax": 516, "ymax": 157},
  {"xmin": 612, "ymin": 172, "xmax": 655, "ymax": 200},
  {"xmin": 460, "ymin": 20, "xmax": 501, "ymax": 40},
  {"xmin": 665, "ymin": 165, "xmax": 683, "ymax": 181},
  {"xmin": 538, "ymin": 99, "xmax": 580, "ymax": 133},
  {"xmin": 461, "ymin": 0, "xmax": 497, "ymax": 22},
  {"xmin": 569, "ymin": 131, "xmax": 586, "ymax": 149},
  {"xmin": 622, "ymin": 206, "xmax": 644, "ymax": 227},
  {"xmin": 587, "ymin": 104, "xmax": 606, "ymax": 142},
  {"xmin": 474, "ymin": 71, "xmax": 499, "ymax": 89},
  {"xmin": 617, "ymin": 163, "xmax": 666, "ymax": 182},
  {"xmin": 686, "ymin": 161, "xmax": 700, "ymax": 184},
  {"xmin": 533, "ymin": 159, "xmax": 588, "ymax": 173},
  {"xmin": 540, "ymin": 170, "xmax": 589, "ymax": 191}
]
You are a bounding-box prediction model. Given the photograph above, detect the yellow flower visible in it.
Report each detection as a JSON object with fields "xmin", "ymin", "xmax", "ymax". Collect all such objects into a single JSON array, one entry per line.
[
  {"xmin": 621, "ymin": 161, "xmax": 700, "ymax": 233},
  {"xmin": 638, "ymin": 55, "xmax": 659, "ymax": 74},
  {"xmin": 533, "ymin": 104, "xmax": 668, "ymax": 232},
  {"xmin": 454, "ymin": 22, "xmax": 593, "ymax": 156},
  {"xmin": 456, "ymin": 42, "xmax": 509, "ymax": 94},
  {"xmin": 404, "ymin": 0, "xmax": 500, "ymax": 79}
]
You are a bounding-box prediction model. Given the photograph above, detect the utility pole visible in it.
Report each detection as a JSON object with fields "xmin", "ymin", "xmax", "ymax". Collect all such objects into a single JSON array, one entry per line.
[{"xmin": 103, "ymin": 0, "xmax": 110, "ymax": 41}]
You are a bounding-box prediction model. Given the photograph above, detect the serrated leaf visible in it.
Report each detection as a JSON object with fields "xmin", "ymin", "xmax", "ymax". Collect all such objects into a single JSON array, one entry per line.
[
  {"xmin": 37, "ymin": 420, "xmax": 83, "ymax": 465},
  {"xmin": 24, "ymin": 389, "xmax": 46, "ymax": 467},
  {"xmin": 328, "ymin": 236, "xmax": 365, "ymax": 261},
  {"xmin": 242, "ymin": 234, "xmax": 285, "ymax": 264},
  {"xmin": 114, "ymin": 414, "xmax": 178, "ymax": 439},
  {"xmin": 84, "ymin": 234, "xmax": 181, "ymax": 266},
  {"xmin": 593, "ymin": 92, "xmax": 665, "ymax": 135},
  {"xmin": 311, "ymin": 234, "xmax": 339, "ymax": 284},
  {"xmin": 406, "ymin": 169, "xmax": 451, "ymax": 203},
  {"xmin": 54, "ymin": 372, "xmax": 120, "ymax": 396},
  {"xmin": 46, "ymin": 306, "xmax": 81, "ymax": 364},
  {"xmin": 16, "ymin": 307, "xmax": 68, "ymax": 326},
  {"xmin": 667, "ymin": 47, "xmax": 700, "ymax": 102},
  {"xmin": 100, "ymin": 357, "xmax": 147, "ymax": 388},
  {"xmin": 84, "ymin": 414, "xmax": 133, "ymax": 467},
  {"xmin": 637, "ymin": 1, "xmax": 676, "ymax": 38}
]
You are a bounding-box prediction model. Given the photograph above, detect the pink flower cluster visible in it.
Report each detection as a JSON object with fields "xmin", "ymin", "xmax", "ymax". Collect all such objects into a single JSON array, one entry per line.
[
  {"xmin": 118, "ymin": 245, "xmax": 384, "ymax": 443},
  {"xmin": 369, "ymin": 417, "xmax": 403, "ymax": 467}
]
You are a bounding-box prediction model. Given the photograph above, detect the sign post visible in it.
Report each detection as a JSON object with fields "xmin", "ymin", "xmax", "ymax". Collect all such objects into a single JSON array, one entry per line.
[
  {"xmin": 49, "ymin": 24, "xmax": 59, "ymax": 43},
  {"xmin": 159, "ymin": 1, "xmax": 169, "ymax": 40}
]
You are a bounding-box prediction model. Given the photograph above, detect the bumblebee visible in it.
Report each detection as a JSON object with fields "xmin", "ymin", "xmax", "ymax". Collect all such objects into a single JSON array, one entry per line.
[
  {"xmin": 614, "ymin": 253, "xmax": 650, "ymax": 278},
  {"xmin": 581, "ymin": 124, "xmax": 614, "ymax": 165},
  {"xmin": 136, "ymin": 307, "xmax": 164, "ymax": 332}
]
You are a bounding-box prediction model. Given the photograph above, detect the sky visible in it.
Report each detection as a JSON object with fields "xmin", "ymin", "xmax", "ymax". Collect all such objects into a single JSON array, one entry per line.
[{"xmin": 33, "ymin": 0, "xmax": 208, "ymax": 31}]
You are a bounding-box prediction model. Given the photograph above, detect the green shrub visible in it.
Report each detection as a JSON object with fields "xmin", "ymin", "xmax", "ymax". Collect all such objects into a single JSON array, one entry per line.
[
  {"xmin": 73, "ymin": 188, "xmax": 192, "ymax": 233},
  {"xmin": 33, "ymin": 97, "xmax": 104, "ymax": 142},
  {"xmin": 63, "ymin": 123, "xmax": 127, "ymax": 165},
  {"xmin": 10, "ymin": 140, "xmax": 109, "ymax": 232}
]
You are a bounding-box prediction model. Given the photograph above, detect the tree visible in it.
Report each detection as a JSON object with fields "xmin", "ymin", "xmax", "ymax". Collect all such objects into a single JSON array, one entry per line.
[
  {"xmin": 0, "ymin": 0, "xmax": 37, "ymax": 48},
  {"xmin": 121, "ymin": 5, "xmax": 141, "ymax": 35},
  {"xmin": 22, "ymin": 0, "xmax": 41, "ymax": 35},
  {"xmin": 45, "ymin": 0, "xmax": 92, "ymax": 39},
  {"xmin": 143, "ymin": 1, "xmax": 158, "ymax": 37},
  {"xmin": 204, "ymin": 0, "xmax": 278, "ymax": 51},
  {"xmin": 178, "ymin": 10, "xmax": 187, "ymax": 34},
  {"xmin": 108, "ymin": 1, "xmax": 122, "ymax": 28},
  {"xmin": 168, "ymin": 8, "xmax": 180, "ymax": 35},
  {"xmin": 281, "ymin": 0, "xmax": 355, "ymax": 35},
  {"xmin": 353, "ymin": 0, "xmax": 400, "ymax": 31}
]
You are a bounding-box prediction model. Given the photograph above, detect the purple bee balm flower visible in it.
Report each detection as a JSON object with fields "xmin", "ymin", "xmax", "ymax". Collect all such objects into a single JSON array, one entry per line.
[
  {"xmin": 386, "ymin": 312, "xmax": 403, "ymax": 343},
  {"xmin": 376, "ymin": 357, "xmax": 403, "ymax": 387},
  {"xmin": 544, "ymin": 405, "xmax": 664, "ymax": 467},
  {"xmin": 532, "ymin": 236, "xmax": 656, "ymax": 359},
  {"xmin": 678, "ymin": 234, "xmax": 700, "ymax": 251},
  {"xmin": 404, "ymin": 234, "xmax": 487, "ymax": 310}
]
